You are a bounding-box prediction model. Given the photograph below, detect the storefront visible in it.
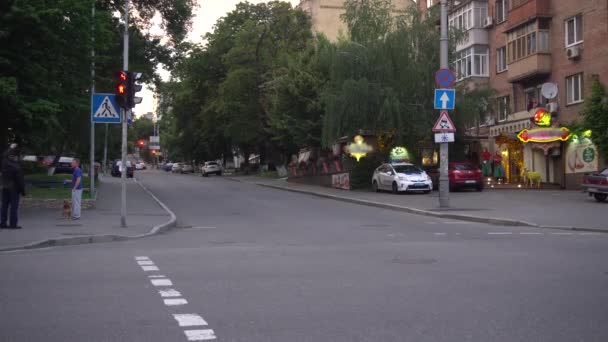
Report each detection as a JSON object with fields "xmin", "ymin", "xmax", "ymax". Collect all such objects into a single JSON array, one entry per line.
[{"xmin": 564, "ymin": 131, "xmax": 601, "ymax": 189}]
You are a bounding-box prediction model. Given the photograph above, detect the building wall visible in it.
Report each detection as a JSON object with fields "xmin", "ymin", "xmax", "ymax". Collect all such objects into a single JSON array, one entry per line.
[
  {"xmin": 298, "ymin": 0, "xmax": 416, "ymax": 41},
  {"xmin": 458, "ymin": 0, "xmax": 608, "ymax": 188}
]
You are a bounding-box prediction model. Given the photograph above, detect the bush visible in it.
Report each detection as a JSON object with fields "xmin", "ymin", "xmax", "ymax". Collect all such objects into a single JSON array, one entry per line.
[{"xmin": 349, "ymin": 154, "xmax": 384, "ymax": 189}]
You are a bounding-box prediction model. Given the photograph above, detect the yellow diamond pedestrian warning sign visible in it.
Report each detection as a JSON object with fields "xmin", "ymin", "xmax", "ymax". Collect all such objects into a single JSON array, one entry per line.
[
  {"xmin": 92, "ymin": 94, "xmax": 121, "ymax": 123},
  {"xmin": 432, "ymin": 111, "xmax": 456, "ymax": 133}
]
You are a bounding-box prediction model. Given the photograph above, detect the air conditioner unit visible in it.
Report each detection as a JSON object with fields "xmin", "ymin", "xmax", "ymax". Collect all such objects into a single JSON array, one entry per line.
[
  {"xmin": 566, "ymin": 46, "xmax": 581, "ymax": 59},
  {"xmin": 484, "ymin": 16, "xmax": 493, "ymax": 28},
  {"xmin": 546, "ymin": 102, "xmax": 559, "ymax": 113}
]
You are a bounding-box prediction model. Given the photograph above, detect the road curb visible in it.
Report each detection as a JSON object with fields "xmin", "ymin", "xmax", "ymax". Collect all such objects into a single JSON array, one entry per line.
[
  {"xmin": 0, "ymin": 179, "xmax": 177, "ymax": 253},
  {"xmin": 227, "ymin": 177, "xmax": 605, "ymax": 233}
]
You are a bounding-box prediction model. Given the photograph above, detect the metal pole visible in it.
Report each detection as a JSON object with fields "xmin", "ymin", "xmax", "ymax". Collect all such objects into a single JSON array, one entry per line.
[
  {"xmin": 120, "ymin": 0, "xmax": 130, "ymax": 228},
  {"xmin": 103, "ymin": 123, "xmax": 108, "ymax": 173},
  {"xmin": 438, "ymin": 0, "xmax": 450, "ymax": 208},
  {"xmin": 89, "ymin": 0, "xmax": 96, "ymax": 196}
]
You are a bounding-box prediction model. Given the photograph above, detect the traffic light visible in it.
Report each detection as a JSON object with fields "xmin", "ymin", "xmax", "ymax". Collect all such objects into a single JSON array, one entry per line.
[
  {"xmin": 151, "ymin": 150, "xmax": 157, "ymax": 156},
  {"xmin": 115, "ymin": 71, "xmax": 129, "ymax": 109},
  {"xmin": 137, "ymin": 139, "xmax": 145, "ymax": 147},
  {"xmin": 128, "ymin": 72, "xmax": 143, "ymax": 108}
]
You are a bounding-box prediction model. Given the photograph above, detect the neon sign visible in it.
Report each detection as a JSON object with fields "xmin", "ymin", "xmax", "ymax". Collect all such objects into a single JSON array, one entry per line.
[
  {"xmin": 346, "ymin": 135, "xmax": 373, "ymax": 162},
  {"xmin": 517, "ymin": 127, "xmax": 572, "ymax": 143},
  {"xmin": 390, "ymin": 146, "xmax": 410, "ymax": 162},
  {"xmin": 533, "ymin": 108, "xmax": 551, "ymax": 126}
]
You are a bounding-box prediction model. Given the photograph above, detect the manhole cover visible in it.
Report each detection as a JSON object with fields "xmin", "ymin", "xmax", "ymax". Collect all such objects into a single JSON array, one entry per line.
[{"xmin": 390, "ymin": 257, "xmax": 437, "ymax": 265}]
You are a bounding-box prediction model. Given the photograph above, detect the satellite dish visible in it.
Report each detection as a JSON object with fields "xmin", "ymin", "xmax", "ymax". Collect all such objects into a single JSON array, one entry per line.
[{"xmin": 541, "ymin": 82, "xmax": 558, "ymax": 99}]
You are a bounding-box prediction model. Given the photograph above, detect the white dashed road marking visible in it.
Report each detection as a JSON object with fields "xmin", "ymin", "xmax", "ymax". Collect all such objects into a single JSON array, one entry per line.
[
  {"xmin": 173, "ymin": 314, "xmax": 208, "ymax": 327},
  {"xmin": 151, "ymin": 278, "xmax": 173, "ymax": 287},
  {"xmin": 184, "ymin": 329, "xmax": 217, "ymax": 341},
  {"xmin": 164, "ymin": 298, "xmax": 188, "ymax": 306},
  {"xmin": 434, "ymin": 233, "xmax": 447, "ymax": 236},
  {"xmin": 134, "ymin": 256, "xmax": 217, "ymax": 340},
  {"xmin": 552, "ymin": 232, "xmax": 574, "ymax": 235},
  {"xmin": 488, "ymin": 232, "xmax": 513, "ymax": 235},
  {"xmin": 519, "ymin": 232, "xmax": 543, "ymax": 235}
]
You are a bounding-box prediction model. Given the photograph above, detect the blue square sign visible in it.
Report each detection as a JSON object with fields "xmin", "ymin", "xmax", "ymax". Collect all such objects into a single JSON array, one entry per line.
[
  {"xmin": 434, "ymin": 89, "xmax": 455, "ymax": 110},
  {"xmin": 92, "ymin": 93, "xmax": 121, "ymax": 123}
]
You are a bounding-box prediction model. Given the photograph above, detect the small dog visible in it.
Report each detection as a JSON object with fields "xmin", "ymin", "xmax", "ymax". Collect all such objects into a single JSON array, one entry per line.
[
  {"xmin": 521, "ymin": 168, "xmax": 542, "ymax": 189},
  {"xmin": 62, "ymin": 200, "xmax": 72, "ymax": 219}
]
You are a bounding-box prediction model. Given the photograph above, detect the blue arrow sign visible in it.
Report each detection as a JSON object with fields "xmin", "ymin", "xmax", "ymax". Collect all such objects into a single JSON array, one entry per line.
[
  {"xmin": 434, "ymin": 89, "xmax": 455, "ymax": 110},
  {"xmin": 92, "ymin": 93, "xmax": 121, "ymax": 123}
]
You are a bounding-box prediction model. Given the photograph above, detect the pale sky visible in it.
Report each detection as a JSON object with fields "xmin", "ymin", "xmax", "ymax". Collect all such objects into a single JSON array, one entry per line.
[{"xmin": 136, "ymin": 0, "xmax": 300, "ymax": 117}]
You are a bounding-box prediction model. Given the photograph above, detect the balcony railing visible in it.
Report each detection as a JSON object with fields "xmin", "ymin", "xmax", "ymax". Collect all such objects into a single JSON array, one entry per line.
[{"xmin": 507, "ymin": 0, "xmax": 551, "ymax": 30}]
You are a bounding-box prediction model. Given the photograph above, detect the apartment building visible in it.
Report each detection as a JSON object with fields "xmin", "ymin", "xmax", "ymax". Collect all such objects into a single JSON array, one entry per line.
[
  {"xmin": 449, "ymin": 0, "xmax": 608, "ymax": 189},
  {"xmin": 297, "ymin": 0, "xmax": 415, "ymax": 41}
]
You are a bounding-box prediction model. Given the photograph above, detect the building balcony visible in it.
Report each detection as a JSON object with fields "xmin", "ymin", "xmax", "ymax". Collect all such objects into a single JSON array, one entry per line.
[
  {"xmin": 456, "ymin": 28, "xmax": 489, "ymax": 51},
  {"xmin": 507, "ymin": 0, "xmax": 551, "ymax": 30},
  {"xmin": 507, "ymin": 53, "xmax": 551, "ymax": 83}
]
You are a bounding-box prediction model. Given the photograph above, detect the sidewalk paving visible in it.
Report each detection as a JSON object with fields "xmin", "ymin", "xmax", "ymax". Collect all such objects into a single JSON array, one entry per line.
[
  {"xmin": 229, "ymin": 176, "xmax": 608, "ymax": 232},
  {"xmin": 0, "ymin": 176, "xmax": 171, "ymax": 250}
]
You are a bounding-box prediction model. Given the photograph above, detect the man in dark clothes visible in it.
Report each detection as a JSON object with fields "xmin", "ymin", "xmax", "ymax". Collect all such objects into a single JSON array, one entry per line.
[{"xmin": 1, "ymin": 146, "xmax": 25, "ymax": 229}]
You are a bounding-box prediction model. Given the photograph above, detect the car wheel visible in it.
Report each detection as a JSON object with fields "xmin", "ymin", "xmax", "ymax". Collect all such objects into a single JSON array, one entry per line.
[
  {"xmin": 594, "ymin": 193, "xmax": 607, "ymax": 202},
  {"xmin": 423, "ymin": 190, "xmax": 431, "ymax": 194},
  {"xmin": 476, "ymin": 185, "xmax": 483, "ymax": 192},
  {"xmin": 372, "ymin": 181, "xmax": 379, "ymax": 192},
  {"xmin": 218, "ymin": 171, "xmax": 222, "ymax": 176},
  {"xmin": 392, "ymin": 182, "xmax": 399, "ymax": 194}
]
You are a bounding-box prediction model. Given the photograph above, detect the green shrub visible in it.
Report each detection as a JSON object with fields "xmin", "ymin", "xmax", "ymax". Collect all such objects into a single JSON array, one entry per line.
[
  {"xmin": 349, "ymin": 154, "xmax": 384, "ymax": 189},
  {"xmin": 21, "ymin": 162, "xmax": 48, "ymax": 175}
]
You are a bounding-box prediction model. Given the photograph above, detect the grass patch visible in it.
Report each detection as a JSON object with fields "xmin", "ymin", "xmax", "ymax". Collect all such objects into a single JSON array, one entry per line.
[
  {"xmin": 24, "ymin": 174, "xmax": 98, "ymax": 200},
  {"xmin": 259, "ymin": 170, "xmax": 279, "ymax": 178}
]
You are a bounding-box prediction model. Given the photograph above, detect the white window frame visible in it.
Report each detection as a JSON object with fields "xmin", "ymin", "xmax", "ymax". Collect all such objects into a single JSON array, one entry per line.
[
  {"xmin": 496, "ymin": 0, "xmax": 508, "ymax": 23},
  {"xmin": 566, "ymin": 73, "xmax": 584, "ymax": 105},
  {"xmin": 496, "ymin": 46, "xmax": 507, "ymax": 73},
  {"xmin": 454, "ymin": 46, "xmax": 489, "ymax": 80},
  {"xmin": 565, "ymin": 14, "xmax": 583, "ymax": 47},
  {"xmin": 497, "ymin": 96, "xmax": 510, "ymax": 122},
  {"xmin": 449, "ymin": 2, "xmax": 488, "ymax": 31}
]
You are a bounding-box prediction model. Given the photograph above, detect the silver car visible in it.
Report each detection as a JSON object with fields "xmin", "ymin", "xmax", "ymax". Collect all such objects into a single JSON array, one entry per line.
[
  {"xmin": 371, "ymin": 162, "xmax": 432, "ymax": 194},
  {"xmin": 180, "ymin": 163, "xmax": 194, "ymax": 174},
  {"xmin": 201, "ymin": 161, "xmax": 222, "ymax": 177},
  {"xmin": 171, "ymin": 163, "xmax": 182, "ymax": 173}
]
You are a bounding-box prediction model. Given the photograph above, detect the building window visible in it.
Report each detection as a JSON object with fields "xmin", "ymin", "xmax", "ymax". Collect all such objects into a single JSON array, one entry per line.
[
  {"xmin": 496, "ymin": 0, "xmax": 508, "ymax": 23},
  {"xmin": 497, "ymin": 96, "xmax": 510, "ymax": 121},
  {"xmin": 496, "ymin": 46, "xmax": 507, "ymax": 73},
  {"xmin": 566, "ymin": 73, "xmax": 584, "ymax": 105},
  {"xmin": 454, "ymin": 46, "xmax": 489, "ymax": 80},
  {"xmin": 427, "ymin": 0, "xmax": 432, "ymax": 8},
  {"xmin": 524, "ymin": 86, "xmax": 547, "ymax": 110},
  {"xmin": 507, "ymin": 21, "xmax": 550, "ymax": 64},
  {"xmin": 565, "ymin": 14, "xmax": 583, "ymax": 47},
  {"xmin": 449, "ymin": 2, "xmax": 488, "ymax": 30}
]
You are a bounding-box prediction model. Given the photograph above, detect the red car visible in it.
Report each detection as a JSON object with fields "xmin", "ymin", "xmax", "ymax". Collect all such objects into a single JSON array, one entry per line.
[{"xmin": 449, "ymin": 162, "xmax": 483, "ymax": 192}]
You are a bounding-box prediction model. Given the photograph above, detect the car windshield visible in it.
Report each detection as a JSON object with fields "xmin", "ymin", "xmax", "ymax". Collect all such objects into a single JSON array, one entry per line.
[
  {"xmin": 393, "ymin": 165, "xmax": 422, "ymax": 174},
  {"xmin": 454, "ymin": 164, "xmax": 475, "ymax": 171}
]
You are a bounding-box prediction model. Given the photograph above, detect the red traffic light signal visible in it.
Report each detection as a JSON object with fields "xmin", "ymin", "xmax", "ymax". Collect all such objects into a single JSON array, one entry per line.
[
  {"xmin": 115, "ymin": 71, "xmax": 129, "ymax": 108},
  {"xmin": 151, "ymin": 150, "xmax": 157, "ymax": 155},
  {"xmin": 137, "ymin": 139, "xmax": 145, "ymax": 147}
]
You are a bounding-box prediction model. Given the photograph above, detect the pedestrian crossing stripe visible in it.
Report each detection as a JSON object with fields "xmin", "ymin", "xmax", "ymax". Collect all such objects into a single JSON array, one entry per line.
[
  {"xmin": 91, "ymin": 93, "xmax": 121, "ymax": 123},
  {"xmin": 94, "ymin": 96, "xmax": 119, "ymax": 118}
]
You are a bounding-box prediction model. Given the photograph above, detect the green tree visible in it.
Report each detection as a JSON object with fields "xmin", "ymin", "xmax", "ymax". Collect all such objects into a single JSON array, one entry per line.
[{"xmin": 582, "ymin": 79, "xmax": 608, "ymax": 159}]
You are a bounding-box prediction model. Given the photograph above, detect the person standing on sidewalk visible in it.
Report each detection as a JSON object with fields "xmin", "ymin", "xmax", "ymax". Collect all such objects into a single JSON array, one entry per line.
[
  {"xmin": 65, "ymin": 158, "xmax": 83, "ymax": 220},
  {"xmin": 1, "ymin": 146, "xmax": 25, "ymax": 229}
]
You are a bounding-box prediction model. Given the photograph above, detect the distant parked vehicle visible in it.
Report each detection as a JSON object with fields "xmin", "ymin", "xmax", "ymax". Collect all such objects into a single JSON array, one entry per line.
[
  {"xmin": 111, "ymin": 160, "xmax": 134, "ymax": 178},
  {"xmin": 448, "ymin": 162, "xmax": 483, "ymax": 192},
  {"xmin": 171, "ymin": 163, "xmax": 183, "ymax": 173},
  {"xmin": 201, "ymin": 161, "xmax": 222, "ymax": 177},
  {"xmin": 371, "ymin": 162, "xmax": 432, "ymax": 194},
  {"xmin": 582, "ymin": 168, "xmax": 608, "ymax": 202},
  {"xmin": 162, "ymin": 163, "xmax": 173, "ymax": 172},
  {"xmin": 135, "ymin": 162, "xmax": 146, "ymax": 170},
  {"xmin": 180, "ymin": 163, "xmax": 194, "ymax": 174},
  {"xmin": 54, "ymin": 157, "xmax": 74, "ymax": 174}
]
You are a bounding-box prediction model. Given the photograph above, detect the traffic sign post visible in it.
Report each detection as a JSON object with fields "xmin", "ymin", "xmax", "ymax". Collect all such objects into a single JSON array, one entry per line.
[
  {"xmin": 435, "ymin": 68, "xmax": 456, "ymax": 88},
  {"xmin": 434, "ymin": 89, "xmax": 455, "ymax": 110},
  {"xmin": 434, "ymin": 132, "xmax": 455, "ymax": 143},
  {"xmin": 92, "ymin": 94, "xmax": 121, "ymax": 123},
  {"xmin": 432, "ymin": 111, "xmax": 456, "ymax": 133}
]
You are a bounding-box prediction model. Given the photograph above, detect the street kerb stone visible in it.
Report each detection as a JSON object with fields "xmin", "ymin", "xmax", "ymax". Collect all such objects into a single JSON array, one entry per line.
[{"xmin": 224, "ymin": 177, "xmax": 605, "ymax": 233}]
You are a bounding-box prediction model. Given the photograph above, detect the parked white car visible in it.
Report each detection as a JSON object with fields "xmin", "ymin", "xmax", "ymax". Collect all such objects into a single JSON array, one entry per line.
[
  {"xmin": 171, "ymin": 163, "xmax": 182, "ymax": 173},
  {"xmin": 180, "ymin": 163, "xmax": 194, "ymax": 173},
  {"xmin": 201, "ymin": 161, "xmax": 222, "ymax": 177},
  {"xmin": 371, "ymin": 162, "xmax": 432, "ymax": 194},
  {"xmin": 135, "ymin": 162, "xmax": 146, "ymax": 170}
]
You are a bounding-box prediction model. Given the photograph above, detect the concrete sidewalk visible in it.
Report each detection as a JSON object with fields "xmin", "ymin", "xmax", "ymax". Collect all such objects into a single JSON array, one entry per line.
[
  {"xmin": 0, "ymin": 176, "xmax": 173, "ymax": 251},
  {"xmin": 228, "ymin": 176, "xmax": 608, "ymax": 232}
]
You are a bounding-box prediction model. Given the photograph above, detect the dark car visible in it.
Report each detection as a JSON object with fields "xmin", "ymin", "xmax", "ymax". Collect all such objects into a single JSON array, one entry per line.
[
  {"xmin": 54, "ymin": 157, "xmax": 74, "ymax": 174},
  {"xmin": 582, "ymin": 168, "xmax": 608, "ymax": 202},
  {"xmin": 449, "ymin": 162, "xmax": 483, "ymax": 191},
  {"xmin": 111, "ymin": 160, "xmax": 134, "ymax": 178}
]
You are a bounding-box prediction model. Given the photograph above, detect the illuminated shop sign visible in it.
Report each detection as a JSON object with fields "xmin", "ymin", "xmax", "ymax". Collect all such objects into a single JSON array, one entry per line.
[
  {"xmin": 389, "ymin": 146, "xmax": 410, "ymax": 162},
  {"xmin": 533, "ymin": 108, "xmax": 551, "ymax": 126},
  {"xmin": 517, "ymin": 127, "xmax": 572, "ymax": 143},
  {"xmin": 346, "ymin": 135, "xmax": 373, "ymax": 162}
]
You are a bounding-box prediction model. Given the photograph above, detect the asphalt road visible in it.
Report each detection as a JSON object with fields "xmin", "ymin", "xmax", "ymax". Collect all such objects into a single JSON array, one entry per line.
[{"xmin": 1, "ymin": 170, "xmax": 608, "ymax": 342}]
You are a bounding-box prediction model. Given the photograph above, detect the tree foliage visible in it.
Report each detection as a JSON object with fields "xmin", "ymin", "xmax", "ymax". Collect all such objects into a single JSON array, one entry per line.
[{"xmin": 582, "ymin": 79, "xmax": 608, "ymax": 159}]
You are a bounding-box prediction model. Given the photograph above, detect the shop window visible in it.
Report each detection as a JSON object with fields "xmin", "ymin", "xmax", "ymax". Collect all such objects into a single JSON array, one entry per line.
[
  {"xmin": 496, "ymin": 46, "xmax": 507, "ymax": 73},
  {"xmin": 497, "ymin": 96, "xmax": 510, "ymax": 121},
  {"xmin": 565, "ymin": 14, "xmax": 583, "ymax": 47},
  {"xmin": 507, "ymin": 21, "xmax": 550, "ymax": 64},
  {"xmin": 566, "ymin": 73, "xmax": 583, "ymax": 105}
]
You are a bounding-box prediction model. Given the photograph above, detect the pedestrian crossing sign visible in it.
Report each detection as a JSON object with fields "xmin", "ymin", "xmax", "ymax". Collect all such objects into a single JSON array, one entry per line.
[{"xmin": 92, "ymin": 94, "xmax": 121, "ymax": 123}]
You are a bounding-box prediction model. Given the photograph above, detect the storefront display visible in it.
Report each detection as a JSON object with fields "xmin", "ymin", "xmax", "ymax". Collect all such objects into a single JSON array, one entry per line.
[{"xmin": 566, "ymin": 133, "xmax": 599, "ymax": 174}]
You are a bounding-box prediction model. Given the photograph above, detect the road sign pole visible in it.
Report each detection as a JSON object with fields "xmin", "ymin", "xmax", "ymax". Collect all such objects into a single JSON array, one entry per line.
[
  {"xmin": 439, "ymin": 0, "xmax": 450, "ymax": 208},
  {"xmin": 89, "ymin": 1, "xmax": 95, "ymax": 197},
  {"xmin": 120, "ymin": 0, "xmax": 129, "ymax": 228}
]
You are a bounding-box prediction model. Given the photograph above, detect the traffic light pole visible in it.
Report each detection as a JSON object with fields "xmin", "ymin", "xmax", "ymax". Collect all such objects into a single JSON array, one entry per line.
[
  {"xmin": 120, "ymin": 0, "xmax": 130, "ymax": 228},
  {"xmin": 89, "ymin": 0, "xmax": 95, "ymax": 198},
  {"xmin": 438, "ymin": 0, "xmax": 450, "ymax": 208}
]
